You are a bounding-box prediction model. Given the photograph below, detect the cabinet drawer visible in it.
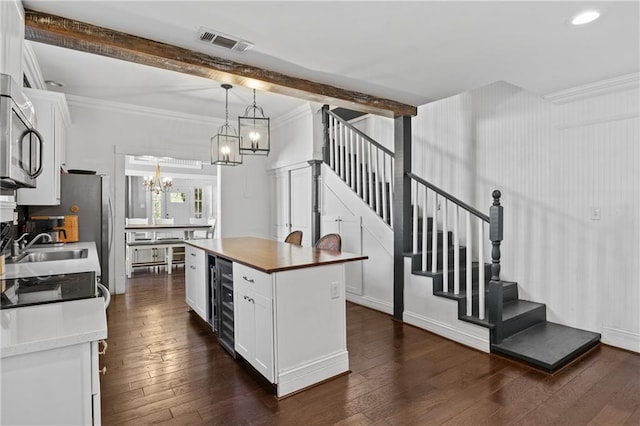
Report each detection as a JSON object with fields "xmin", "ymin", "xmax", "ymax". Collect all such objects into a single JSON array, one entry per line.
[{"xmin": 233, "ymin": 263, "xmax": 272, "ymax": 299}]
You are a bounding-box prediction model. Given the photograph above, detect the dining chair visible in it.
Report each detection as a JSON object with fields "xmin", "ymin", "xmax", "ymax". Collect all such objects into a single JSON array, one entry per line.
[
  {"xmin": 125, "ymin": 217, "xmax": 151, "ymax": 242},
  {"xmin": 315, "ymin": 233, "xmax": 341, "ymax": 252},
  {"xmin": 284, "ymin": 230, "xmax": 303, "ymax": 245}
]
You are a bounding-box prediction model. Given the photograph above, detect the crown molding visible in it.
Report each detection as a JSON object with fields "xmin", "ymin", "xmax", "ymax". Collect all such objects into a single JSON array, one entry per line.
[
  {"xmin": 23, "ymin": 41, "xmax": 46, "ymax": 90},
  {"xmin": 64, "ymin": 94, "xmax": 225, "ymax": 127},
  {"xmin": 24, "ymin": 88, "xmax": 72, "ymax": 127},
  {"xmin": 544, "ymin": 73, "xmax": 640, "ymax": 104}
]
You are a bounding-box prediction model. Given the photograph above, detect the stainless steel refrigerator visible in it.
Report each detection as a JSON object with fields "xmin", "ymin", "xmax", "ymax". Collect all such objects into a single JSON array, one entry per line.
[{"xmin": 30, "ymin": 173, "xmax": 113, "ymax": 289}]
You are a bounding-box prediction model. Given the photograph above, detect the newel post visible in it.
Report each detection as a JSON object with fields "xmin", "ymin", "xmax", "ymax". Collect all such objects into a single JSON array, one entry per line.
[{"xmin": 488, "ymin": 190, "xmax": 504, "ymax": 344}]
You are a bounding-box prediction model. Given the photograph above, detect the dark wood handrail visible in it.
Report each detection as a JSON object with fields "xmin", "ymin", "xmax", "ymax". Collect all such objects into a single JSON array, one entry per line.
[
  {"xmin": 325, "ymin": 109, "xmax": 395, "ymax": 158},
  {"xmin": 406, "ymin": 172, "xmax": 490, "ymax": 223}
]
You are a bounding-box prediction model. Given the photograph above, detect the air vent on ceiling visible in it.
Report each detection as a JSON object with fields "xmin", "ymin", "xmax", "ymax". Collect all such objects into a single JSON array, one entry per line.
[{"xmin": 197, "ymin": 27, "xmax": 253, "ymax": 52}]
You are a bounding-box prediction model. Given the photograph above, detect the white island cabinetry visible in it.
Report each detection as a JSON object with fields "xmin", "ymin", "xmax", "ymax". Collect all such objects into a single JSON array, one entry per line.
[
  {"xmin": 187, "ymin": 237, "xmax": 366, "ymax": 398},
  {"xmin": 233, "ymin": 263, "xmax": 274, "ymax": 382},
  {"xmin": 185, "ymin": 244, "xmax": 207, "ymax": 322}
]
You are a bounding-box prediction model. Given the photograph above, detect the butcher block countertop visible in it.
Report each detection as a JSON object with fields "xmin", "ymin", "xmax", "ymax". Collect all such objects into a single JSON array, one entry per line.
[{"xmin": 186, "ymin": 237, "xmax": 367, "ymax": 274}]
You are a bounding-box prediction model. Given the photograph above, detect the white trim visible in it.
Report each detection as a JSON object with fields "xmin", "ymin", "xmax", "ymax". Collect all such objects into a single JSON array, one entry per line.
[
  {"xmin": 65, "ymin": 94, "xmax": 225, "ymax": 127},
  {"xmin": 403, "ymin": 311, "xmax": 490, "ymax": 353},
  {"xmin": 23, "ymin": 88, "xmax": 72, "ymax": 127},
  {"xmin": 23, "ymin": 41, "xmax": 46, "ymax": 91},
  {"xmin": 602, "ymin": 327, "xmax": 640, "ymax": 353},
  {"xmin": 267, "ymin": 160, "xmax": 312, "ymax": 174},
  {"xmin": 271, "ymin": 103, "xmax": 312, "ymax": 129},
  {"xmin": 277, "ymin": 350, "xmax": 349, "ymax": 397},
  {"xmin": 544, "ymin": 73, "xmax": 640, "ymax": 104},
  {"xmin": 346, "ymin": 293, "xmax": 393, "ymax": 315}
]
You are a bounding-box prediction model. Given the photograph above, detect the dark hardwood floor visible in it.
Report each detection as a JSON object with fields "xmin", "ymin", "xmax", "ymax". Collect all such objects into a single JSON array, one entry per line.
[{"xmin": 102, "ymin": 269, "xmax": 640, "ymax": 425}]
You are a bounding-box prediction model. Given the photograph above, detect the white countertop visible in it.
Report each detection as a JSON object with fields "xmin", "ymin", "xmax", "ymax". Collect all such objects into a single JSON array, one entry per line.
[
  {"xmin": 0, "ymin": 297, "xmax": 107, "ymax": 358},
  {"xmin": 2, "ymin": 242, "xmax": 101, "ymax": 279}
]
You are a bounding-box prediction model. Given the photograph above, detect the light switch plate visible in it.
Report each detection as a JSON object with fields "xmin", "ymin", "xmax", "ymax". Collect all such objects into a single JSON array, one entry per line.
[{"xmin": 591, "ymin": 207, "xmax": 601, "ymax": 220}]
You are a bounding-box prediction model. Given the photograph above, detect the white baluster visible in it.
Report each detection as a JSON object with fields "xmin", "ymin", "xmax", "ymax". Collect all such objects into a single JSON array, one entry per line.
[
  {"xmin": 431, "ymin": 192, "xmax": 438, "ymax": 273},
  {"xmin": 368, "ymin": 143, "xmax": 374, "ymax": 209},
  {"xmin": 329, "ymin": 117, "xmax": 335, "ymax": 170},
  {"xmin": 442, "ymin": 200, "xmax": 448, "ymax": 292},
  {"xmin": 453, "ymin": 205, "xmax": 460, "ymax": 295},
  {"xmin": 422, "ymin": 186, "xmax": 428, "ymax": 272},
  {"xmin": 356, "ymin": 135, "xmax": 361, "ymax": 197},
  {"xmin": 374, "ymin": 149, "xmax": 381, "ymax": 217},
  {"xmin": 412, "ymin": 180, "xmax": 418, "ymax": 253},
  {"xmin": 478, "ymin": 221, "xmax": 485, "ymax": 320},
  {"xmin": 381, "ymin": 156, "xmax": 388, "ymax": 224},
  {"xmin": 389, "ymin": 158, "xmax": 394, "ymax": 229},
  {"xmin": 350, "ymin": 131, "xmax": 356, "ymax": 190},
  {"xmin": 466, "ymin": 211, "xmax": 472, "ymax": 316},
  {"xmin": 340, "ymin": 124, "xmax": 346, "ymax": 181}
]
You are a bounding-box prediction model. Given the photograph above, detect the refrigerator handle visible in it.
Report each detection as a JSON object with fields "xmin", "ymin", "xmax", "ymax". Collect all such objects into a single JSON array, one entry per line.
[{"xmin": 108, "ymin": 195, "xmax": 115, "ymax": 253}]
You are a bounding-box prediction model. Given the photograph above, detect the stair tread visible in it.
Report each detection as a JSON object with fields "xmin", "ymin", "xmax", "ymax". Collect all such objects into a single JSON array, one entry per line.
[
  {"xmin": 491, "ymin": 321, "xmax": 601, "ymax": 372},
  {"xmin": 502, "ymin": 299, "xmax": 545, "ymax": 322}
]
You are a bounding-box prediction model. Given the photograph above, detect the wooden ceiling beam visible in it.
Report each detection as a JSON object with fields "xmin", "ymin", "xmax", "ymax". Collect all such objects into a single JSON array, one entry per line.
[{"xmin": 24, "ymin": 9, "xmax": 417, "ymax": 118}]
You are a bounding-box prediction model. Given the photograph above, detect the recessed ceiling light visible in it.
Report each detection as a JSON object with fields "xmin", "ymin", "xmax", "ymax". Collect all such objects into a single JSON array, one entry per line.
[
  {"xmin": 572, "ymin": 10, "xmax": 600, "ymax": 25},
  {"xmin": 45, "ymin": 80, "xmax": 65, "ymax": 87}
]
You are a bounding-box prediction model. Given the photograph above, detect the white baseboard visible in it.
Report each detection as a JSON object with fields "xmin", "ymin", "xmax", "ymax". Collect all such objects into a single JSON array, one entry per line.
[
  {"xmin": 403, "ymin": 311, "xmax": 490, "ymax": 353},
  {"xmin": 277, "ymin": 350, "xmax": 349, "ymax": 397},
  {"xmin": 602, "ymin": 327, "xmax": 640, "ymax": 353},
  {"xmin": 346, "ymin": 293, "xmax": 393, "ymax": 315}
]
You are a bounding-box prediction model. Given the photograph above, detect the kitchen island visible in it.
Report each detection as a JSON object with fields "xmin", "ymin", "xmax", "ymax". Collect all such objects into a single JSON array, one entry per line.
[{"xmin": 186, "ymin": 237, "xmax": 367, "ymax": 398}]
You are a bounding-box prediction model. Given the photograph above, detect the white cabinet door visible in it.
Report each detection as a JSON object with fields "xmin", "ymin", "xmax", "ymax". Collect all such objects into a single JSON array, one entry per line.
[
  {"xmin": 234, "ymin": 281, "xmax": 254, "ymax": 361},
  {"xmin": 273, "ymin": 171, "xmax": 290, "ymax": 241},
  {"xmin": 233, "ymin": 263, "xmax": 275, "ymax": 382},
  {"xmin": 252, "ymin": 292, "xmax": 274, "ymax": 382},
  {"xmin": 0, "ymin": 0, "xmax": 24, "ymax": 83},
  {"xmin": 17, "ymin": 89, "xmax": 70, "ymax": 206},
  {"xmin": 289, "ymin": 167, "xmax": 312, "ymax": 246},
  {"xmin": 185, "ymin": 245, "xmax": 207, "ymax": 321},
  {"xmin": 320, "ymin": 215, "xmax": 363, "ymax": 295},
  {"xmin": 1, "ymin": 343, "xmax": 94, "ymax": 425}
]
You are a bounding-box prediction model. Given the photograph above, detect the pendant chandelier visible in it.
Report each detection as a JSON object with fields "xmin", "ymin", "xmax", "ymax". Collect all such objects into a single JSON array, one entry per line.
[
  {"xmin": 211, "ymin": 84, "xmax": 242, "ymax": 166},
  {"xmin": 238, "ymin": 88, "xmax": 270, "ymax": 156},
  {"xmin": 143, "ymin": 163, "xmax": 172, "ymax": 194}
]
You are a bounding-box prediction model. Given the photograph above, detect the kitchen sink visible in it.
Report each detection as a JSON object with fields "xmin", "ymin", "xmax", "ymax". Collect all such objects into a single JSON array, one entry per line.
[{"xmin": 17, "ymin": 249, "xmax": 89, "ymax": 263}]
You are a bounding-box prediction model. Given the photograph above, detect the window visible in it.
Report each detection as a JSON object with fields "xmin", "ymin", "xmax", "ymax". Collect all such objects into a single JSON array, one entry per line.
[
  {"xmin": 169, "ymin": 192, "xmax": 186, "ymax": 203},
  {"xmin": 194, "ymin": 188, "xmax": 203, "ymax": 219}
]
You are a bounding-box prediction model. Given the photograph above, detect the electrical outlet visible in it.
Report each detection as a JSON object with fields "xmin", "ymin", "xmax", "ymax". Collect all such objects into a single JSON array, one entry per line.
[
  {"xmin": 591, "ymin": 207, "xmax": 601, "ymax": 220},
  {"xmin": 330, "ymin": 282, "xmax": 340, "ymax": 299}
]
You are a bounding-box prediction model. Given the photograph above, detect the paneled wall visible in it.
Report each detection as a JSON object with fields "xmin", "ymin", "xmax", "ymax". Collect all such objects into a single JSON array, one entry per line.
[{"xmin": 412, "ymin": 77, "xmax": 640, "ymax": 352}]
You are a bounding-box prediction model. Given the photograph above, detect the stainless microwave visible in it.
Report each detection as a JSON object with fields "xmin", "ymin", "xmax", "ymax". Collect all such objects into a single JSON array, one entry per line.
[{"xmin": 0, "ymin": 73, "xmax": 43, "ymax": 189}]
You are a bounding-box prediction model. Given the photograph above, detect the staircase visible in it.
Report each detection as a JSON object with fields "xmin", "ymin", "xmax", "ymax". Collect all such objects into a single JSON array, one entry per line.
[{"xmin": 323, "ymin": 106, "xmax": 600, "ymax": 374}]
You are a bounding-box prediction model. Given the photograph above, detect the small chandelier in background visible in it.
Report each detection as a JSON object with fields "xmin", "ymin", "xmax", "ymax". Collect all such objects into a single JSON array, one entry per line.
[
  {"xmin": 212, "ymin": 84, "xmax": 242, "ymax": 166},
  {"xmin": 238, "ymin": 88, "xmax": 270, "ymax": 156},
  {"xmin": 143, "ymin": 163, "xmax": 173, "ymax": 194}
]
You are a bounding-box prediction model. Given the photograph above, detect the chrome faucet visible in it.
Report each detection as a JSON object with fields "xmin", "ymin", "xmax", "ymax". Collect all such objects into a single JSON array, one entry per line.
[
  {"xmin": 11, "ymin": 233, "xmax": 53, "ymax": 258},
  {"xmin": 23, "ymin": 233, "xmax": 53, "ymax": 251}
]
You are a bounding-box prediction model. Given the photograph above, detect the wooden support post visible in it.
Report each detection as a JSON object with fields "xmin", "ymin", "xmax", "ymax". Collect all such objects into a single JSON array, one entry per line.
[{"xmin": 488, "ymin": 190, "xmax": 504, "ymax": 344}]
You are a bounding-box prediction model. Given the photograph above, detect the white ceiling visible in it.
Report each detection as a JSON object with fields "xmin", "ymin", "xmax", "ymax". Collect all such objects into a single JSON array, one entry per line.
[{"xmin": 23, "ymin": 1, "xmax": 640, "ymax": 119}]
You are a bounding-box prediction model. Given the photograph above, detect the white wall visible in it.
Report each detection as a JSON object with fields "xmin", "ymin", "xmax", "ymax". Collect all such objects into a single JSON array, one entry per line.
[
  {"xmin": 64, "ymin": 95, "xmax": 272, "ymax": 294},
  {"xmin": 412, "ymin": 76, "xmax": 640, "ymax": 352}
]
